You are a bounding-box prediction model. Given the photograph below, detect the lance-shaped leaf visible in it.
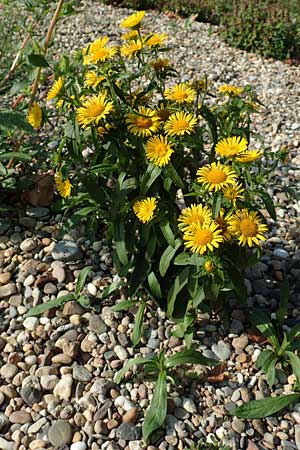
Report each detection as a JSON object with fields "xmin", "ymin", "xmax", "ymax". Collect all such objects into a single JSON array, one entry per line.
[
  {"xmin": 140, "ymin": 164, "xmax": 161, "ymax": 195},
  {"xmin": 166, "ymin": 349, "xmax": 219, "ymax": 368},
  {"xmin": 113, "ymin": 221, "xmax": 128, "ymax": 266},
  {"xmin": 28, "ymin": 53, "xmax": 49, "ymax": 67},
  {"xmin": 160, "ymin": 221, "xmax": 175, "ymax": 247},
  {"xmin": 132, "ymin": 302, "xmax": 146, "ymax": 347},
  {"xmin": 159, "ymin": 239, "xmax": 181, "ymax": 277},
  {"xmin": 75, "ymin": 266, "xmax": 92, "ymax": 297},
  {"xmin": 111, "ymin": 299, "xmax": 138, "ymax": 312},
  {"xmin": 167, "ymin": 267, "xmax": 189, "ymax": 317},
  {"xmin": 25, "ymin": 294, "xmax": 74, "ymax": 317},
  {"xmin": 114, "ymin": 357, "xmax": 152, "ymax": 384},
  {"xmin": 231, "ymin": 394, "xmax": 300, "ymax": 419},
  {"xmin": 142, "ymin": 369, "xmax": 167, "ymax": 442},
  {"xmin": 148, "ymin": 272, "xmax": 162, "ymax": 299}
]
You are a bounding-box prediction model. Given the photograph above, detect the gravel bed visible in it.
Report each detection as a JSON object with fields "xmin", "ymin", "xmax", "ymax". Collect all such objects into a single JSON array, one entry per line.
[{"xmin": 1, "ymin": 2, "xmax": 300, "ymax": 450}]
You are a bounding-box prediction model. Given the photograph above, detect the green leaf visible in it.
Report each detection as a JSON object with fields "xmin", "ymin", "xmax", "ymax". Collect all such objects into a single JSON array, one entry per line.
[
  {"xmin": 250, "ymin": 310, "xmax": 280, "ymax": 350},
  {"xmin": 230, "ymin": 394, "xmax": 300, "ymax": 419},
  {"xmin": 75, "ymin": 266, "xmax": 92, "ymax": 297},
  {"xmin": 226, "ymin": 260, "xmax": 247, "ymax": 302},
  {"xmin": 192, "ymin": 285, "xmax": 205, "ymax": 308},
  {"xmin": 160, "ymin": 221, "xmax": 175, "ymax": 247},
  {"xmin": 148, "ymin": 272, "xmax": 162, "ymax": 299},
  {"xmin": 256, "ymin": 349, "xmax": 274, "ymax": 370},
  {"xmin": 129, "ymin": 254, "xmax": 150, "ymax": 296},
  {"xmin": 0, "ymin": 152, "xmax": 32, "ymax": 162},
  {"xmin": 159, "ymin": 239, "xmax": 182, "ymax": 277},
  {"xmin": 173, "ymin": 252, "xmax": 191, "ymax": 266},
  {"xmin": 111, "ymin": 299, "xmax": 138, "ymax": 312},
  {"xmin": 286, "ymin": 351, "xmax": 300, "ymax": 386},
  {"xmin": 212, "ymin": 192, "xmax": 222, "ymax": 218},
  {"xmin": 77, "ymin": 296, "xmax": 91, "ymax": 308},
  {"xmin": 25, "ymin": 294, "xmax": 74, "ymax": 317},
  {"xmin": 143, "ymin": 370, "xmax": 167, "ymax": 442},
  {"xmin": 167, "ymin": 267, "xmax": 189, "ymax": 317},
  {"xmin": 266, "ymin": 357, "xmax": 277, "ymax": 387},
  {"xmin": 114, "ymin": 356, "xmax": 151, "ymax": 384},
  {"xmin": 166, "ymin": 349, "xmax": 219, "ymax": 368},
  {"xmin": 101, "ymin": 279, "xmax": 123, "ymax": 300},
  {"xmin": 259, "ymin": 190, "xmax": 276, "ymax": 221},
  {"xmin": 113, "ymin": 221, "xmax": 128, "ymax": 266},
  {"xmin": 0, "ymin": 111, "xmax": 34, "ymax": 133},
  {"xmin": 277, "ymin": 279, "xmax": 289, "ymax": 325},
  {"xmin": 140, "ymin": 164, "xmax": 161, "ymax": 195},
  {"xmin": 132, "ymin": 302, "xmax": 146, "ymax": 348},
  {"xmin": 28, "ymin": 53, "xmax": 49, "ymax": 67},
  {"xmin": 164, "ymin": 165, "xmax": 184, "ymax": 188}
]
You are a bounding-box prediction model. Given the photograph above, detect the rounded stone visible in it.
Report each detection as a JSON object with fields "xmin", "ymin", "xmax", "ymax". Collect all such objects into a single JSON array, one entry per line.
[
  {"xmin": 52, "ymin": 241, "xmax": 83, "ymax": 262},
  {"xmin": 20, "ymin": 238, "xmax": 37, "ymax": 252},
  {"xmin": 70, "ymin": 443, "xmax": 87, "ymax": 450},
  {"xmin": 0, "ymin": 364, "xmax": 18, "ymax": 379},
  {"xmin": 23, "ymin": 317, "xmax": 39, "ymax": 331},
  {"xmin": 9, "ymin": 411, "xmax": 32, "ymax": 424},
  {"xmin": 48, "ymin": 420, "xmax": 73, "ymax": 446}
]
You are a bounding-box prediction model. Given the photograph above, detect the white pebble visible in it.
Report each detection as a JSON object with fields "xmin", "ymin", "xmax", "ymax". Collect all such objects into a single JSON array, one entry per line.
[
  {"xmin": 23, "ymin": 317, "xmax": 39, "ymax": 331},
  {"xmin": 70, "ymin": 443, "xmax": 87, "ymax": 450}
]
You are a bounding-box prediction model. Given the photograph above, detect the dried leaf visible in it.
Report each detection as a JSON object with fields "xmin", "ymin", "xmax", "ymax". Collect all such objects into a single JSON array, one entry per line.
[
  {"xmin": 22, "ymin": 173, "xmax": 54, "ymax": 206},
  {"xmin": 206, "ymin": 363, "xmax": 227, "ymax": 383},
  {"xmin": 248, "ymin": 327, "xmax": 269, "ymax": 344}
]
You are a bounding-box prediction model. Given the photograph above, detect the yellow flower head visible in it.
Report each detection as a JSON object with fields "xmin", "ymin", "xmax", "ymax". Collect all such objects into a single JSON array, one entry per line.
[
  {"xmin": 164, "ymin": 83, "xmax": 196, "ymax": 104},
  {"xmin": 218, "ymin": 85, "xmax": 243, "ymax": 96},
  {"xmin": 215, "ymin": 136, "xmax": 248, "ymax": 158},
  {"xmin": 214, "ymin": 209, "xmax": 233, "ymax": 241},
  {"xmin": 183, "ymin": 221, "xmax": 223, "ymax": 255},
  {"xmin": 236, "ymin": 149, "xmax": 263, "ymax": 163},
  {"xmin": 197, "ymin": 162, "xmax": 238, "ymax": 192},
  {"xmin": 178, "ymin": 204, "xmax": 212, "ymax": 231},
  {"xmin": 84, "ymin": 71, "xmax": 106, "ymax": 88},
  {"xmin": 84, "ymin": 46, "xmax": 118, "ymax": 65},
  {"xmin": 120, "ymin": 11, "xmax": 145, "ymax": 29},
  {"xmin": 55, "ymin": 172, "xmax": 72, "ymax": 198},
  {"xmin": 229, "ymin": 209, "xmax": 268, "ymax": 247},
  {"xmin": 126, "ymin": 106, "xmax": 160, "ymax": 137},
  {"xmin": 47, "ymin": 76, "xmax": 64, "ymax": 100},
  {"xmin": 121, "ymin": 30, "xmax": 139, "ymax": 40},
  {"xmin": 150, "ymin": 58, "xmax": 171, "ymax": 72},
  {"xmin": 222, "ymin": 183, "xmax": 244, "ymax": 205},
  {"xmin": 145, "ymin": 33, "xmax": 168, "ymax": 47},
  {"xmin": 82, "ymin": 37, "xmax": 109, "ymax": 55},
  {"xmin": 27, "ymin": 102, "xmax": 42, "ymax": 129},
  {"xmin": 204, "ymin": 260, "xmax": 215, "ymax": 273},
  {"xmin": 121, "ymin": 40, "xmax": 143, "ymax": 58},
  {"xmin": 164, "ymin": 111, "xmax": 197, "ymax": 136},
  {"xmin": 145, "ymin": 135, "xmax": 174, "ymax": 167},
  {"xmin": 76, "ymin": 93, "xmax": 114, "ymax": 128},
  {"xmin": 133, "ymin": 197, "xmax": 157, "ymax": 223}
]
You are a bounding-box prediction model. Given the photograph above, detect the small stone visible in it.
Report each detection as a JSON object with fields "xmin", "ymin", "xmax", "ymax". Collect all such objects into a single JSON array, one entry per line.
[
  {"xmin": 87, "ymin": 282, "xmax": 97, "ymax": 296},
  {"xmin": 29, "ymin": 439, "xmax": 47, "ymax": 450},
  {"xmin": 182, "ymin": 398, "xmax": 197, "ymax": 414},
  {"xmin": 23, "ymin": 317, "xmax": 39, "ymax": 331},
  {"xmin": 44, "ymin": 283, "xmax": 57, "ymax": 295},
  {"xmin": 27, "ymin": 207, "xmax": 49, "ymax": 218},
  {"xmin": 232, "ymin": 417, "xmax": 245, "ymax": 433},
  {"xmin": 122, "ymin": 408, "xmax": 138, "ymax": 424},
  {"xmin": 73, "ymin": 363, "xmax": 92, "ymax": 382},
  {"xmin": 52, "ymin": 241, "xmax": 83, "ymax": 262},
  {"xmin": 211, "ymin": 341, "xmax": 232, "ymax": 360},
  {"xmin": 40, "ymin": 375, "xmax": 59, "ymax": 390},
  {"xmin": 0, "ymin": 272, "xmax": 11, "ymax": 284},
  {"xmin": 52, "ymin": 353, "xmax": 73, "ymax": 364},
  {"xmin": 232, "ymin": 336, "xmax": 249, "ymax": 352},
  {"xmin": 114, "ymin": 345, "xmax": 128, "ymax": 360},
  {"xmin": 273, "ymin": 248, "xmax": 289, "ymax": 259},
  {"xmin": 116, "ymin": 423, "xmax": 141, "ymax": 441},
  {"xmin": 20, "ymin": 386, "xmax": 42, "ymax": 406},
  {"xmin": 0, "ymin": 413, "xmax": 9, "ymax": 431},
  {"xmin": 52, "ymin": 265, "xmax": 66, "ymax": 283},
  {"xmin": 0, "ymin": 363, "xmax": 18, "ymax": 379},
  {"xmin": 70, "ymin": 443, "xmax": 87, "ymax": 450},
  {"xmin": 107, "ymin": 419, "xmax": 119, "ymax": 430},
  {"xmin": 24, "ymin": 274, "xmax": 35, "ymax": 286},
  {"xmin": 88, "ymin": 315, "xmax": 107, "ymax": 334},
  {"xmin": 20, "ymin": 238, "xmax": 37, "ymax": 252},
  {"xmin": 9, "ymin": 411, "xmax": 32, "ymax": 424},
  {"xmin": 48, "ymin": 420, "xmax": 72, "ymax": 446},
  {"xmin": 53, "ymin": 374, "xmax": 73, "ymax": 400},
  {"xmin": 0, "ymin": 283, "xmax": 16, "ymax": 298},
  {"xmin": 0, "ymin": 437, "xmax": 14, "ymax": 450},
  {"xmin": 114, "ymin": 396, "xmax": 135, "ymax": 411},
  {"xmin": 63, "ymin": 301, "xmax": 85, "ymax": 316}
]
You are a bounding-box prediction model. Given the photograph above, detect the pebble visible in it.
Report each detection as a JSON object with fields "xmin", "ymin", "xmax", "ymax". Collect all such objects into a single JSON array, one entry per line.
[
  {"xmin": 114, "ymin": 345, "xmax": 128, "ymax": 360},
  {"xmin": 116, "ymin": 423, "xmax": 141, "ymax": 441},
  {"xmin": 23, "ymin": 317, "xmax": 39, "ymax": 331},
  {"xmin": 70, "ymin": 443, "xmax": 87, "ymax": 450},
  {"xmin": 53, "ymin": 374, "xmax": 73, "ymax": 400},
  {"xmin": 0, "ymin": 283, "xmax": 16, "ymax": 298},
  {"xmin": 0, "ymin": 364, "xmax": 18, "ymax": 379},
  {"xmin": 182, "ymin": 398, "xmax": 197, "ymax": 414},
  {"xmin": 211, "ymin": 341, "xmax": 232, "ymax": 360},
  {"xmin": 115, "ymin": 396, "xmax": 135, "ymax": 411},
  {"xmin": 73, "ymin": 363, "xmax": 92, "ymax": 382},
  {"xmin": 52, "ymin": 240, "xmax": 83, "ymax": 261},
  {"xmin": 122, "ymin": 408, "xmax": 139, "ymax": 424},
  {"xmin": 48, "ymin": 420, "xmax": 73, "ymax": 446},
  {"xmin": 0, "ymin": 272, "xmax": 11, "ymax": 284},
  {"xmin": 9, "ymin": 411, "xmax": 32, "ymax": 424},
  {"xmin": 88, "ymin": 315, "xmax": 107, "ymax": 334},
  {"xmin": 273, "ymin": 248, "xmax": 289, "ymax": 259},
  {"xmin": 0, "ymin": 437, "xmax": 14, "ymax": 450},
  {"xmin": 20, "ymin": 238, "xmax": 37, "ymax": 252}
]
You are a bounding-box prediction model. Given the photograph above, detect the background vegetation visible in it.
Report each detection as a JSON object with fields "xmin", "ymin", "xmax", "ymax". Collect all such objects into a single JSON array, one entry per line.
[{"xmin": 101, "ymin": 0, "xmax": 300, "ymax": 61}]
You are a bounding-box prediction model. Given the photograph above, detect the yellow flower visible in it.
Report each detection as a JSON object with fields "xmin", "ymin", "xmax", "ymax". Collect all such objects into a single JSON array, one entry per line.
[
  {"xmin": 236, "ymin": 149, "xmax": 263, "ymax": 163},
  {"xmin": 133, "ymin": 197, "xmax": 157, "ymax": 223},
  {"xmin": 145, "ymin": 135, "xmax": 174, "ymax": 167},
  {"xmin": 27, "ymin": 102, "xmax": 42, "ymax": 129},
  {"xmin": 222, "ymin": 183, "xmax": 244, "ymax": 205},
  {"xmin": 120, "ymin": 11, "xmax": 145, "ymax": 29},
  {"xmin": 150, "ymin": 58, "xmax": 171, "ymax": 72},
  {"xmin": 97, "ymin": 124, "xmax": 111, "ymax": 136},
  {"xmin": 214, "ymin": 209, "xmax": 233, "ymax": 241},
  {"xmin": 164, "ymin": 83, "xmax": 196, "ymax": 104},
  {"xmin": 82, "ymin": 37, "xmax": 109, "ymax": 56},
  {"xmin": 126, "ymin": 106, "xmax": 160, "ymax": 137},
  {"xmin": 204, "ymin": 260, "xmax": 215, "ymax": 273},
  {"xmin": 197, "ymin": 162, "xmax": 238, "ymax": 192},
  {"xmin": 121, "ymin": 30, "xmax": 139, "ymax": 40},
  {"xmin": 178, "ymin": 204, "xmax": 212, "ymax": 231},
  {"xmin": 84, "ymin": 45, "xmax": 118, "ymax": 65},
  {"xmin": 218, "ymin": 85, "xmax": 243, "ymax": 96},
  {"xmin": 47, "ymin": 76, "xmax": 64, "ymax": 100},
  {"xmin": 164, "ymin": 111, "xmax": 197, "ymax": 136},
  {"xmin": 55, "ymin": 172, "xmax": 72, "ymax": 198},
  {"xmin": 84, "ymin": 71, "xmax": 106, "ymax": 88},
  {"xmin": 145, "ymin": 33, "xmax": 168, "ymax": 47},
  {"xmin": 120, "ymin": 40, "xmax": 143, "ymax": 58},
  {"xmin": 76, "ymin": 93, "xmax": 114, "ymax": 128},
  {"xmin": 215, "ymin": 136, "xmax": 248, "ymax": 157},
  {"xmin": 183, "ymin": 221, "xmax": 223, "ymax": 255},
  {"xmin": 229, "ymin": 209, "xmax": 268, "ymax": 247}
]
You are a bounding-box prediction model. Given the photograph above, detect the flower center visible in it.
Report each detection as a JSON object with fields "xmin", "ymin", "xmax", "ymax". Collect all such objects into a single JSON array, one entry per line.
[
  {"xmin": 206, "ymin": 169, "xmax": 227, "ymax": 184},
  {"xmin": 240, "ymin": 219, "xmax": 258, "ymax": 237},
  {"xmin": 227, "ymin": 144, "xmax": 239, "ymax": 154},
  {"xmin": 87, "ymin": 103, "xmax": 106, "ymax": 117},
  {"xmin": 155, "ymin": 143, "xmax": 168, "ymax": 156},
  {"xmin": 173, "ymin": 90, "xmax": 188, "ymax": 100},
  {"xmin": 194, "ymin": 229, "xmax": 213, "ymax": 245},
  {"xmin": 204, "ymin": 261, "xmax": 215, "ymax": 272},
  {"xmin": 94, "ymin": 48, "xmax": 110, "ymax": 60},
  {"xmin": 136, "ymin": 117, "xmax": 153, "ymax": 129},
  {"xmin": 173, "ymin": 119, "xmax": 188, "ymax": 131}
]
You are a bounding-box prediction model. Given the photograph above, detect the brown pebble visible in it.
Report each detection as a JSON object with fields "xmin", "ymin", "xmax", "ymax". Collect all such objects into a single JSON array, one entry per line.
[
  {"xmin": 9, "ymin": 411, "xmax": 32, "ymax": 424},
  {"xmin": 0, "ymin": 272, "xmax": 11, "ymax": 284},
  {"xmin": 122, "ymin": 408, "xmax": 138, "ymax": 424},
  {"xmin": 52, "ymin": 354, "xmax": 73, "ymax": 364},
  {"xmin": 110, "ymin": 388, "xmax": 120, "ymax": 399},
  {"xmin": 42, "ymin": 238, "xmax": 51, "ymax": 246},
  {"xmin": 107, "ymin": 419, "xmax": 119, "ymax": 430},
  {"xmin": 236, "ymin": 353, "xmax": 247, "ymax": 363}
]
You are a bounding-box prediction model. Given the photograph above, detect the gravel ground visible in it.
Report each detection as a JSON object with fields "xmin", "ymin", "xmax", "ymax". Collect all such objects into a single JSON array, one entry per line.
[{"xmin": 1, "ymin": 2, "xmax": 300, "ymax": 450}]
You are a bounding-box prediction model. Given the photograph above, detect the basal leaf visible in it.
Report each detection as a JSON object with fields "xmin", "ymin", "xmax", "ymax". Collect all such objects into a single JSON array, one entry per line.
[
  {"xmin": 166, "ymin": 349, "xmax": 219, "ymax": 368},
  {"xmin": 231, "ymin": 394, "xmax": 300, "ymax": 419},
  {"xmin": 159, "ymin": 239, "xmax": 181, "ymax": 277},
  {"xmin": 114, "ymin": 356, "xmax": 151, "ymax": 384},
  {"xmin": 160, "ymin": 221, "xmax": 175, "ymax": 247},
  {"xmin": 143, "ymin": 370, "xmax": 167, "ymax": 442},
  {"xmin": 113, "ymin": 221, "xmax": 128, "ymax": 266},
  {"xmin": 148, "ymin": 272, "xmax": 162, "ymax": 299},
  {"xmin": 28, "ymin": 53, "xmax": 49, "ymax": 67},
  {"xmin": 111, "ymin": 299, "xmax": 138, "ymax": 312},
  {"xmin": 132, "ymin": 302, "xmax": 146, "ymax": 347},
  {"xmin": 25, "ymin": 294, "xmax": 74, "ymax": 317},
  {"xmin": 75, "ymin": 266, "xmax": 92, "ymax": 297}
]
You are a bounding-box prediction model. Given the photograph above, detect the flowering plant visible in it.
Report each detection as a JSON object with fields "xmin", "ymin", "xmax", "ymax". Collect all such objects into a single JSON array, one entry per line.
[{"xmin": 41, "ymin": 11, "xmax": 280, "ymax": 343}]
